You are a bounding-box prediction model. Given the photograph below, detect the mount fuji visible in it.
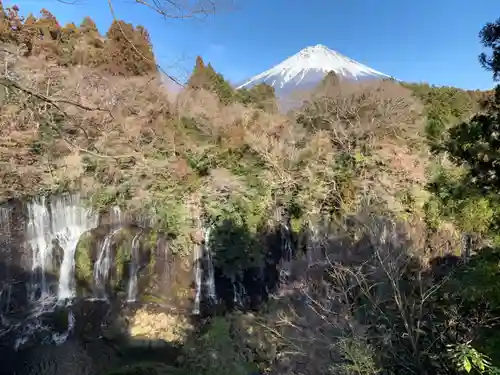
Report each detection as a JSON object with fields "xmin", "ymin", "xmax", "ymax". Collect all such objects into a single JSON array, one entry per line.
[{"xmin": 237, "ymin": 44, "xmax": 392, "ymax": 96}]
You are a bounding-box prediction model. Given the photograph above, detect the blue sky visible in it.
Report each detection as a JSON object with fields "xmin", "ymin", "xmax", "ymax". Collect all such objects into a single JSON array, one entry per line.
[{"xmin": 6, "ymin": 0, "xmax": 500, "ymax": 89}]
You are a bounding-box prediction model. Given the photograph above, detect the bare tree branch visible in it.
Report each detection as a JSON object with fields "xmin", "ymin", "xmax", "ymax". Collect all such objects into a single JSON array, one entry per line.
[
  {"xmin": 132, "ymin": 0, "xmax": 218, "ymax": 19},
  {"xmin": 0, "ymin": 77, "xmax": 112, "ymax": 115}
]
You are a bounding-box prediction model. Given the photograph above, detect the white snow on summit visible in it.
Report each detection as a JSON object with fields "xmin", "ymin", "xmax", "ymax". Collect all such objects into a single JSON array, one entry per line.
[{"xmin": 238, "ymin": 44, "xmax": 391, "ymax": 95}]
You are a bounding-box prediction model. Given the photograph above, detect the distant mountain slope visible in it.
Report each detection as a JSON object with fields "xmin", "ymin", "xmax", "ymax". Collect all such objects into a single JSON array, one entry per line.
[{"xmin": 238, "ymin": 44, "xmax": 392, "ymax": 96}]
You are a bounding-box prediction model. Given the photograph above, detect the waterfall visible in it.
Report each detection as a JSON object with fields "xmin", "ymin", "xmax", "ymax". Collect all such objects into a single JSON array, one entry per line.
[
  {"xmin": 232, "ymin": 279, "xmax": 245, "ymax": 307},
  {"xmin": 0, "ymin": 205, "xmax": 11, "ymax": 239},
  {"xmin": 26, "ymin": 194, "xmax": 98, "ymax": 304},
  {"xmin": 26, "ymin": 199, "xmax": 53, "ymax": 304},
  {"xmin": 50, "ymin": 310, "xmax": 75, "ymax": 345},
  {"xmin": 192, "ymin": 225, "xmax": 218, "ymax": 315},
  {"xmin": 204, "ymin": 226, "xmax": 216, "ymax": 301},
  {"xmin": 279, "ymin": 223, "xmax": 293, "ymax": 282},
  {"xmin": 306, "ymin": 224, "xmax": 325, "ymax": 267},
  {"xmin": 93, "ymin": 206, "xmax": 122, "ymax": 300},
  {"xmin": 192, "ymin": 240, "xmax": 203, "ymax": 315},
  {"xmin": 0, "ymin": 205, "xmax": 12, "ymax": 280},
  {"xmin": 126, "ymin": 232, "xmax": 141, "ymax": 302},
  {"xmin": 93, "ymin": 228, "xmax": 121, "ymax": 300},
  {"xmin": 55, "ymin": 197, "xmax": 99, "ymax": 300}
]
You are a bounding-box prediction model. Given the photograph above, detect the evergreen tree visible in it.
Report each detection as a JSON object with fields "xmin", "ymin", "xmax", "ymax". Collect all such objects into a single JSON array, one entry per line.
[
  {"xmin": 36, "ymin": 8, "xmax": 60, "ymax": 40},
  {"xmin": 440, "ymin": 20, "xmax": 500, "ymax": 192},
  {"xmin": 479, "ymin": 18, "xmax": 500, "ymax": 81},
  {"xmin": 60, "ymin": 22, "xmax": 79, "ymax": 42},
  {"xmin": 187, "ymin": 57, "xmax": 234, "ymax": 104},
  {"xmin": 79, "ymin": 16, "xmax": 98, "ymax": 34},
  {"xmin": 187, "ymin": 56, "xmax": 208, "ymax": 89},
  {"xmin": 430, "ymin": 18, "xmax": 500, "ymax": 244},
  {"xmin": 105, "ymin": 20, "xmax": 157, "ymax": 76},
  {"xmin": 206, "ymin": 63, "xmax": 234, "ymax": 104}
]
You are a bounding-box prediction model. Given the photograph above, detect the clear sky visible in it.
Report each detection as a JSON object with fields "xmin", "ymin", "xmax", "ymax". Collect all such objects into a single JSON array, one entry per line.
[{"xmin": 6, "ymin": 0, "xmax": 500, "ymax": 89}]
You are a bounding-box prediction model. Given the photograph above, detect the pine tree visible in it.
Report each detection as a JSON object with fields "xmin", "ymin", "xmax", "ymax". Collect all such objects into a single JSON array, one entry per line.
[{"xmin": 479, "ymin": 18, "xmax": 500, "ymax": 81}]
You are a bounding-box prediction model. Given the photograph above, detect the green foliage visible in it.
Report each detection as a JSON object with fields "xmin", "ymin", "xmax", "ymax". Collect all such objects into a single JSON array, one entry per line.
[
  {"xmin": 89, "ymin": 188, "xmax": 121, "ymax": 212},
  {"xmin": 452, "ymin": 247, "xmax": 500, "ymax": 308},
  {"xmin": 403, "ymin": 82, "xmax": 480, "ymax": 148},
  {"xmin": 456, "ymin": 197, "xmax": 495, "ymax": 234},
  {"xmin": 424, "ymin": 18, "xmax": 500, "ymax": 374},
  {"xmin": 426, "ymin": 164, "xmax": 499, "ymax": 235},
  {"xmin": 182, "ymin": 317, "xmax": 256, "ymax": 375},
  {"xmin": 187, "ymin": 57, "xmax": 235, "ymax": 104},
  {"xmin": 75, "ymin": 232, "xmax": 93, "ymax": 285},
  {"xmin": 448, "ymin": 343, "xmax": 500, "ymax": 374},
  {"xmin": 331, "ymin": 338, "xmax": 380, "ymax": 375},
  {"xmin": 145, "ymin": 198, "xmax": 191, "ymax": 255},
  {"xmin": 204, "ymin": 190, "xmax": 270, "ymax": 275},
  {"xmin": 427, "ymin": 18, "xmax": 500, "ymax": 239},
  {"xmin": 479, "ymin": 18, "xmax": 500, "ymax": 81},
  {"xmin": 187, "ymin": 57, "xmax": 277, "ymax": 110},
  {"xmin": 235, "ymin": 83, "xmax": 277, "ymax": 112},
  {"xmin": 442, "ymin": 112, "xmax": 500, "ymax": 190},
  {"xmin": 114, "ymin": 230, "xmax": 134, "ymax": 289}
]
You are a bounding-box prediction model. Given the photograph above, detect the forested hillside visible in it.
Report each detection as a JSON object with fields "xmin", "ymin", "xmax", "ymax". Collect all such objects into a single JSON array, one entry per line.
[{"xmin": 1, "ymin": 2, "xmax": 500, "ymax": 375}]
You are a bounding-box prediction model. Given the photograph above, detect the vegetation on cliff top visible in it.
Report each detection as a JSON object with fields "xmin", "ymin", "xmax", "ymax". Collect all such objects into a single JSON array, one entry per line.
[{"xmin": 3, "ymin": 2, "xmax": 500, "ymax": 375}]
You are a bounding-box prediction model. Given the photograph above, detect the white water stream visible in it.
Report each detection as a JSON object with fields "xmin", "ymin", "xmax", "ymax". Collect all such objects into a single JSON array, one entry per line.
[
  {"xmin": 126, "ymin": 232, "xmax": 142, "ymax": 302},
  {"xmin": 26, "ymin": 194, "xmax": 98, "ymax": 303}
]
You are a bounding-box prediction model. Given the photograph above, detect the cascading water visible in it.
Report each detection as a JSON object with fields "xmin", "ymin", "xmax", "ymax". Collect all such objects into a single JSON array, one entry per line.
[
  {"xmin": 306, "ymin": 224, "xmax": 325, "ymax": 267},
  {"xmin": 93, "ymin": 207, "xmax": 122, "ymax": 300},
  {"xmin": 192, "ymin": 240, "xmax": 203, "ymax": 315},
  {"xmin": 6, "ymin": 194, "xmax": 99, "ymax": 351},
  {"xmin": 26, "ymin": 194, "xmax": 99, "ymax": 304},
  {"xmin": 0, "ymin": 205, "xmax": 12, "ymax": 281},
  {"xmin": 126, "ymin": 232, "xmax": 142, "ymax": 302},
  {"xmin": 50, "ymin": 310, "xmax": 75, "ymax": 345},
  {"xmin": 93, "ymin": 229, "xmax": 120, "ymax": 300},
  {"xmin": 0, "ymin": 205, "xmax": 11, "ymax": 239},
  {"xmin": 279, "ymin": 222, "xmax": 293, "ymax": 283},
  {"xmin": 192, "ymin": 226, "xmax": 218, "ymax": 315},
  {"xmin": 55, "ymin": 197, "xmax": 99, "ymax": 300},
  {"xmin": 204, "ymin": 226, "xmax": 216, "ymax": 301},
  {"xmin": 26, "ymin": 199, "xmax": 54, "ymax": 305}
]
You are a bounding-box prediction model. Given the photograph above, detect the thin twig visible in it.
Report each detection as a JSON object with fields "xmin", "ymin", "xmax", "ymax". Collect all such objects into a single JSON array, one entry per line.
[{"xmin": 0, "ymin": 77, "xmax": 112, "ymax": 115}]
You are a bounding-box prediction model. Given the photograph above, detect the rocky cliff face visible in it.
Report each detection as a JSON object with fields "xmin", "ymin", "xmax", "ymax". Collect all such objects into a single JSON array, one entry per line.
[{"xmin": 0, "ymin": 191, "xmax": 326, "ymax": 357}]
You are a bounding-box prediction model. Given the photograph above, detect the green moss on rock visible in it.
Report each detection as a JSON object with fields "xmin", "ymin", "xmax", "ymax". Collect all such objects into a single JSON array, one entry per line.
[{"xmin": 75, "ymin": 232, "xmax": 94, "ymax": 286}]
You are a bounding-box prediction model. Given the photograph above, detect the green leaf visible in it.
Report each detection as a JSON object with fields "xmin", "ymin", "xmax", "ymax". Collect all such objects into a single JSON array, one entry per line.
[{"xmin": 463, "ymin": 357, "xmax": 472, "ymax": 373}]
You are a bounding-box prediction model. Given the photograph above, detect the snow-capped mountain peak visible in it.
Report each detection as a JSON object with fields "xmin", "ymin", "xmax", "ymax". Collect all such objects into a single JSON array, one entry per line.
[{"xmin": 238, "ymin": 44, "xmax": 391, "ymax": 95}]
